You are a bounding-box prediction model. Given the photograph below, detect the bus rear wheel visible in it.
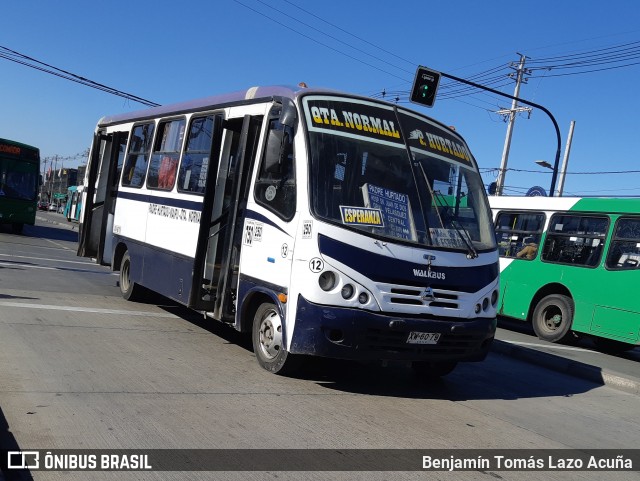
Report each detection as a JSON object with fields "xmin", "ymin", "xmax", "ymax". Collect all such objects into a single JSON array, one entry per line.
[
  {"xmin": 532, "ymin": 294, "xmax": 575, "ymax": 343},
  {"xmin": 11, "ymin": 223, "xmax": 23, "ymax": 234},
  {"xmin": 119, "ymin": 251, "xmax": 145, "ymax": 302},
  {"xmin": 252, "ymin": 302, "xmax": 297, "ymax": 374}
]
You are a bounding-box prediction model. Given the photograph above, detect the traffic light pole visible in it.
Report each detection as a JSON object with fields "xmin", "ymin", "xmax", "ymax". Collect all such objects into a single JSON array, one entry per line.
[{"xmin": 439, "ymin": 71, "xmax": 561, "ymax": 197}]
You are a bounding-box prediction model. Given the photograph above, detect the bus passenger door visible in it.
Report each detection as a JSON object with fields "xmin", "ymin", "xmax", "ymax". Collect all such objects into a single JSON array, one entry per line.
[
  {"xmin": 190, "ymin": 115, "xmax": 263, "ymax": 321},
  {"xmin": 77, "ymin": 131, "xmax": 128, "ymax": 264}
]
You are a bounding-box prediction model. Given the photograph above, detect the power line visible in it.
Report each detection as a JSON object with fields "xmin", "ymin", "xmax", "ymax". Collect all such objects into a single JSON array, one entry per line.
[
  {"xmin": 0, "ymin": 45, "xmax": 160, "ymax": 107},
  {"xmin": 232, "ymin": 0, "xmax": 407, "ymax": 81}
]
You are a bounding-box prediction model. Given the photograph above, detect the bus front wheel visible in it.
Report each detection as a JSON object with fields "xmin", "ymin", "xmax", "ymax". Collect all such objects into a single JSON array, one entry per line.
[
  {"xmin": 252, "ymin": 302, "xmax": 297, "ymax": 374},
  {"xmin": 119, "ymin": 251, "xmax": 145, "ymax": 302},
  {"xmin": 532, "ymin": 294, "xmax": 575, "ymax": 343}
]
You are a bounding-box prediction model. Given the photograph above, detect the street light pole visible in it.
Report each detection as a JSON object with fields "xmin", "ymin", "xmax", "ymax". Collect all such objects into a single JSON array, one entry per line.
[
  {"xmin": 557, "ymin": 120, "xmax": 576, "ymax": 197},
  {"xmin": 438, "ymin": 71, "xmax": 562, "ymax": 197}
]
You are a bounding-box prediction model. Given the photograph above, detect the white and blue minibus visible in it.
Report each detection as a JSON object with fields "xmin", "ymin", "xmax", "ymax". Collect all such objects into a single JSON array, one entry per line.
[{"xmin": 78, "ymin": 85, "xmax": 499, "ymax": 376}]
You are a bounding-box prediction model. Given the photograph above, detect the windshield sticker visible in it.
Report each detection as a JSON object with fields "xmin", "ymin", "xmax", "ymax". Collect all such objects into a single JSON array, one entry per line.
[
  {"xmin": 362, "ymin": 184, "xmax": 417, "ymax": 241},
  {"xmin": 340, "ymin": 206, "xmax": 385, "ymax": 227},
  {"xmin": 429, "ymin": 228, "xmax": 468, "ymax": 249}
]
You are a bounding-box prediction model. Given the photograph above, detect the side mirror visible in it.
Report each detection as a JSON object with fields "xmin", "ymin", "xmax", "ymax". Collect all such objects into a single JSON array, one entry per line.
[{"xmin": 279, "ymin": 98, "xmax": 297, "ymax": 130}]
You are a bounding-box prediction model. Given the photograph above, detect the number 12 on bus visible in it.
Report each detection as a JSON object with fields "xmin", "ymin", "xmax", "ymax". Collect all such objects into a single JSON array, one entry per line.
[{"xmin": 78, "ymin": 85, "xmax": 499, "ymax": 376}]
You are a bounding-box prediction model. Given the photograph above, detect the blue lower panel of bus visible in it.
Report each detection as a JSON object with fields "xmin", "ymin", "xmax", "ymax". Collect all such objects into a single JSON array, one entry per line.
[{"xmin": 290, "ymin": 295, "xmax": 496, "ymax": 362}]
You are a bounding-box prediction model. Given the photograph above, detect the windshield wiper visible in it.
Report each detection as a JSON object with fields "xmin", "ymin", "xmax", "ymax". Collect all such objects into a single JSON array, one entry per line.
[{"xmin": 416, "ymin": 162, "xmax": 478, "ymax": 259}]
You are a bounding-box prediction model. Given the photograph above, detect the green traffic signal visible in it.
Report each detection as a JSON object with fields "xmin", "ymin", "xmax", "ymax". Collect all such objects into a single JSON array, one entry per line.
[{"xmin": 411, "ymin": 67, "xmax": 441, "ymax": 107}]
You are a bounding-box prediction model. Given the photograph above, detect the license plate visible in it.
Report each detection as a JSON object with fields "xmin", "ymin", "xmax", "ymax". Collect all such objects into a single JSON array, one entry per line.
[{"xmin": 406, "ymin": 331, "xmax": 440, "ymax": 344}]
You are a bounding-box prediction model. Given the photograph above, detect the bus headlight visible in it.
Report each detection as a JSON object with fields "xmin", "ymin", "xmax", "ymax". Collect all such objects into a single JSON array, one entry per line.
[
  {"xmin": 341, "ymin": 284, "xmax": 355, "ymax": 299},
  {"xmin": 319, "ymin": 271, "xmax": 337, "ymax": 291},
  {"xmin": 491, "ymin": 289, "xmax": 499, "ymax": 306}
]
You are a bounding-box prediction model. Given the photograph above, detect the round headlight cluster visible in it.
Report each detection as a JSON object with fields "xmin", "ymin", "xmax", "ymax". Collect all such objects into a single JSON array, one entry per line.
[
  {"xmin": 318, "ymin": 272, "xmax": 371, "ymax": 305},
  {"xmin": 475, "ymin": 289, "xmax": 499, "ymax": 315}
]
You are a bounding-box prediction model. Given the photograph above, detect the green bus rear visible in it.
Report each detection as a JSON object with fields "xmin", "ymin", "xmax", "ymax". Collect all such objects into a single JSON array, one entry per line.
[
  {"xmin": 489, "ymin": 196, "xmax": 640, "ymax": 353},
  {"xmin": 0, "ymin": 138, "xmax": 40, "ymax": 234}
]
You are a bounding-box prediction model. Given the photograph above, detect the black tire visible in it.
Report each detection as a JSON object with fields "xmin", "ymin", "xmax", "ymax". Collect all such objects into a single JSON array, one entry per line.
[
  {"xmin": 11, "ymin": 223, "xmax": 23, "ymax": 234},
  {"xmin": 412, "ymin": 360, "xmax": 458, "ymax": 379},
  {"xmin": 119, "ymin": 251, "xmax": 145, "ymax": 302},
  {"xmin": 532, "ymin": 294, "xmax": 575, "ymax": 343},
  {"xmin": 252, "ymin": 302, "xmax": 297, "ymax": 374},
  {"xmin": 592, "ymin": 337, "xmax": 635, "ymax": 354}
]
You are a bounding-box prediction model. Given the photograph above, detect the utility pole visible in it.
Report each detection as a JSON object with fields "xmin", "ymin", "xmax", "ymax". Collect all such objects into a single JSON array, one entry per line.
[
  {"xmin": 494, "ymin": 54, "xmax": 532, "ymax": 196},
  {"xmin": 556, "ymin": 120, "xmax": 575, "ymax": 196}
]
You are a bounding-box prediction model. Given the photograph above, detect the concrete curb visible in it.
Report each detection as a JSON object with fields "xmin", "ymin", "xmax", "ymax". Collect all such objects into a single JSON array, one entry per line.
[{"xmin": 492, "ymin": 339, "xmax": 640, "ymax": 396}]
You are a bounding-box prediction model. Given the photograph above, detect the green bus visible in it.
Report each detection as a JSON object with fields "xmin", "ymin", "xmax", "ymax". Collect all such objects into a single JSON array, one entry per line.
[
  {"xmin": 0, "ymin": 138, "xmax": 40, "ymax": 233},
  {"xmin": 489, "ymin": 196, "xmax": 640, "ymax": 353}
]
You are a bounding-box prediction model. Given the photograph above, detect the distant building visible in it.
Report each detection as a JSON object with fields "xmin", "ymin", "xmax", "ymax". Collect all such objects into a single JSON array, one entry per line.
[
  {"xmin": 77, "ymin": 164, "xmax": 86, "ymax": 185},
  {"xmin": 42, "ymin": 168, "xmax": 78, "ymax": 203}
]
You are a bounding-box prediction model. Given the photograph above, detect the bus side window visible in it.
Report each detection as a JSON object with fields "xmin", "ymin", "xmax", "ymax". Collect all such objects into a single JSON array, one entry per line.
[
  {"xmin": 147, "ymin": 118, "xmax": 185, "ymax": 191},
  {"xmin": 543, "ymin": 214, "xmax": 608, "ymax": 267},
  {"xmin": 254, "ymin": 118, "xmax": 296, "ymax": 220},
  {"xmin": 606, "ymin": 216, "xmax": 640, "ymax": 270},
  {"xmin": 178, "ymin": 115, "xmax": 216, "ymax": 195},
  {"xmin": 122, "ymin": 123, "xmax": 155, "ymax": 188},
  {"xmin": 494, "ymin": 211, "xmax": 544, "ymax": 259}
]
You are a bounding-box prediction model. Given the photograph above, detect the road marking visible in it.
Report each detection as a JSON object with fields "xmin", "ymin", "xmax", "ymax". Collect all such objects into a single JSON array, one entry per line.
[
  {"xmin": 0, "ymin": 253, "xmax": 96, "ymax": 265},
  {"xmin": 0, "ymin": 261, "xmax": 118, "ymax": 275},
  {"xmin": 506, "ymin": 340, "xmax": 603, "ymax": 354},
  {"xmin": 0, "ymin": 301, "xmax": 177, "ymax": 318},
  {"xmin": 43, "ymin": 238, "xmax": 72, "ymax": 250}
]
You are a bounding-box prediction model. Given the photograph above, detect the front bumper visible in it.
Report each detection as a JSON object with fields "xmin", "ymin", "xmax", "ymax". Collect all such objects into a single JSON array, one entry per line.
[{"xmin": 290, "ymin": 295, "xmax": 496, "ymax": 362}]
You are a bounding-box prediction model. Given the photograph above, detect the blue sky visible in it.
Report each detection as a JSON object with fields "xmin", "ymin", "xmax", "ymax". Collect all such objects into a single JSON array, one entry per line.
[{"xmin": 2, "ymin": 0, "xmax": 639, "ymax": 196}]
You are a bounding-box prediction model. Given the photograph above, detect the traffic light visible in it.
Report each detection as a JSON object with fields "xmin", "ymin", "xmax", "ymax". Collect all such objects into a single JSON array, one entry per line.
[{"xmin": 410, "ymin": 66, "xmax": 441, "ymax": 108}]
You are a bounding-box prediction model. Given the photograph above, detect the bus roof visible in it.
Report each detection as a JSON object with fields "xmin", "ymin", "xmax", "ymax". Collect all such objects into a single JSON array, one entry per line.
[
  {"xmin": 96, "ymin": 84, "xmax": 455, "ymax": 132},
  {"xmin": 98, "ymin": 85, "xmax": 313, "ymax": 127},
  {"xmin": 489, "ymin": 196, "xmax": 640, "ymax": 215},
  {"xmin": 0, "ymin": 137, "xmax": 39, "ymax": 153}
]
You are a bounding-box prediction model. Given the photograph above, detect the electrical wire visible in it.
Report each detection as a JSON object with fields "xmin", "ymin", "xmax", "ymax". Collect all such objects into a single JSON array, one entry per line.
[{"xmin": 0, "ymin": 46, "xmax": 160, "ymax": 107}]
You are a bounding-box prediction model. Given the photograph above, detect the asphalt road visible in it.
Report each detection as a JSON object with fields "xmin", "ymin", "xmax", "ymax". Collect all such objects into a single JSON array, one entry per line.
[{"xmin": 0, "ymin": 214, "xmax": 638, "ymax": 481}]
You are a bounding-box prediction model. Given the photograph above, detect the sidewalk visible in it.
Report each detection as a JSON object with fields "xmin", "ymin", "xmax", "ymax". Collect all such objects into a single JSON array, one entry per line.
[{"xmin": 493, "ymin": 327, "xmax": 640, "ymax": 396}]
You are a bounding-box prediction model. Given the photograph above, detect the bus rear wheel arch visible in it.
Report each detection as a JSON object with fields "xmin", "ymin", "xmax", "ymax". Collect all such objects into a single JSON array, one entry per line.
[
  {"xmin": 119, "ymin": 251, "xmax": 145, "ymax": 302},
  {"xmin": 531, "ymin": 293, "xmax": 575, "ymax": 343}
]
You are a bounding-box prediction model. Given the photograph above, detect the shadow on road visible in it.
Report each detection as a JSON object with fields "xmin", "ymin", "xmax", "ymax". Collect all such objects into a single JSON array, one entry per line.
[
  {"xmin": 151, "ymin": 297, "xmax": 609, "ymax": 401},
  {"xmin": 0, "ymin": 406, "xmax": 34, "ymax": 480}
]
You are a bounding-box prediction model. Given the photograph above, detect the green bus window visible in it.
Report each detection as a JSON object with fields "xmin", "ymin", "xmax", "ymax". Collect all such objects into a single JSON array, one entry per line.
[
  {"xmin": 542, "ymin": 214, "xmax": 608, "ymax": 267},
  {"xmin": 606, "ymin": 217, "xmax": 640, "ymax": 270},
  {"xmin": 494, "ymin": 211, "xmax": 544, "ymax": 259}
]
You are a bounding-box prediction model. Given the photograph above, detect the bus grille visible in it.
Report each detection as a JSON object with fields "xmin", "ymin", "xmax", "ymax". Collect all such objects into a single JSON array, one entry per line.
[{"xmin": 387, "ymin": 287, "xmax": 459, "ymax": 309}]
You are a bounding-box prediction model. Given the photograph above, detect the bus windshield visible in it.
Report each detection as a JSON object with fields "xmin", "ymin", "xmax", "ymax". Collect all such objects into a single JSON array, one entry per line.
[
  {"xmin": 0, "ymin": 157, "xmax": 38, "ymax": 201},
  {"xmin": 305, "ymin": 96, "xmax": 495, "ymax": 251}
]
